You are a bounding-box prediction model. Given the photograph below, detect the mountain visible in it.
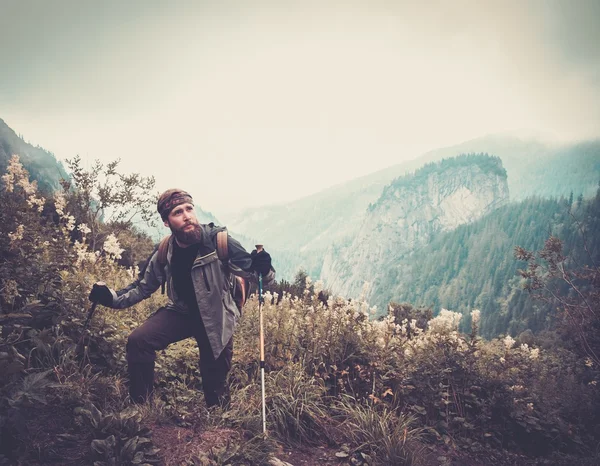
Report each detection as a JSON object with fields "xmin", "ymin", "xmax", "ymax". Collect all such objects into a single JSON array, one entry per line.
[
  {"xmin": 224, "ymin": 134, "xmax": 600, "ymax": 281},
  {"xmin": 320, "ymin": 154, "xmax": 509, "ymax": 304},
  {"xmin": 0, "ymin": 118, "xmax": 69, "ymax": 192}
]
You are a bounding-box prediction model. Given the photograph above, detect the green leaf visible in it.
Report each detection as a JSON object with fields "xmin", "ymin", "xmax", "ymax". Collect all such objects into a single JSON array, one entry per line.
[
  {"xmin": 91, "ymin": 436, "xmax": 116, "ymax": 457},
  {"xmin": 120, "ymin": 436, "xmax": 139, "ymax": 461}
]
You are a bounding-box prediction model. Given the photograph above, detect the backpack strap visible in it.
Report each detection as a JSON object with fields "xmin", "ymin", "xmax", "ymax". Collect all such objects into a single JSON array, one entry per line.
[
  {"xmin": 157, "ymin": 235, "xmax": 171, "ymax": 294},
  {"xmin": 216, "ymin": 229, "xmax": 229, "ymax": 261}
]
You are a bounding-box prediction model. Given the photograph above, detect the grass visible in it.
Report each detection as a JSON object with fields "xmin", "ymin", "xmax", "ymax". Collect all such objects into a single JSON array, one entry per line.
[{"xmin": 335, "ymin": 395, "xmax": 425, "ymax": 466}]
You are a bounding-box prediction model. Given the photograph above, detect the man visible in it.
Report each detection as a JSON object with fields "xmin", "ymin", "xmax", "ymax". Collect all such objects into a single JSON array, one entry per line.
[{"xmin": 88, "ymin": 188, "xmax": 274, "ymax": 406}]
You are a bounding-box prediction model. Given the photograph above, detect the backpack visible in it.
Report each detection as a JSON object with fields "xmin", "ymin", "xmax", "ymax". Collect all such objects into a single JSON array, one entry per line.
[{"xmin": 156, "ymin": 229, "xmax": 249, "ymax": 313}]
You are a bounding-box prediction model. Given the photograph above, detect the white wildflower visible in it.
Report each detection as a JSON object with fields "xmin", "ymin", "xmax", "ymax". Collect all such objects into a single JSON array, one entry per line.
[
  {"xmin": 54, "ymin": 192, "xmax": 67, "ymax": 217},
  {"xmin": 428, "ymin": 309, "xmax": 462, "ymax": 334},
  {"xmin": 74, "ymin": 240, "xmax": 97, "ymax": 265},
  {"xmin": 529, "ymin": 348, "xmax": 540, "ymax": 360},
  {"xmin": 65, "ymin": 215, "xmax": 76, "ymax": 232},
  {"xmin": 527, "ymin": 403, "xmax": 534, "ymax": 412},
  {"xmin": 103, "ymin": 234, "xmax": 124, "ymax": 260},
  {"xmin": 2, "ymin": 155, "xmax": 27, "ymax": 192},
  {"xmin": 8, "ymin": 224, "xmax": 25, "ymax": 244},
  {"xmin": 585, "ymin": 358, "xmax": 594, "ymax": 368},
  {"xmin": 500, "ymin": 357, "xmax": 506, "ymax": 364},
  {"xmin": 2, "ymin": 155, "xmax": 45, "ymax": 210},
  {"xmin": 313, "ymin": 279, "xmax": 324, "ymax": 295},
  {"xmin": 26, "ymin": 195, "xmax": 45, "ymax": 212},
  {"xmin": 471, "ymin": 309, "xmax": 481, "ymax": 325},
  {"xmin": 77, "ymin": 223, "xmax": 91, "ymax": 235},
  {"xmin": 503, "ymin": 335, "xmax": 516, "ymax": 350}
]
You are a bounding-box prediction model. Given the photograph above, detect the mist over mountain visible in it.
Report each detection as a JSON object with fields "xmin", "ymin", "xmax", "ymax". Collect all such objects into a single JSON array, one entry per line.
[{"xmin": 224, "ymin": 133, "xmax": 600, "ymax": 282}]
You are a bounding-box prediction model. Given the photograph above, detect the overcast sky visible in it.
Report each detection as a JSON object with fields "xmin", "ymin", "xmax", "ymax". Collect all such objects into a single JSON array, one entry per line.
[{"xmin": 1, "ymin": 0, "xmax": 599, "ymax": 213}]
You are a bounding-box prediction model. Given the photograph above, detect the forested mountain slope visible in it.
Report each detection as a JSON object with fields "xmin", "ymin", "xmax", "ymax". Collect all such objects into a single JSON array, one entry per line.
[
  {"xmin": 0, "ymin": 118, "xmax": 68, "ymax": 192},
  {"xmin": 372, "ymin": 192, "xmax": 600, "ymax": 338}
]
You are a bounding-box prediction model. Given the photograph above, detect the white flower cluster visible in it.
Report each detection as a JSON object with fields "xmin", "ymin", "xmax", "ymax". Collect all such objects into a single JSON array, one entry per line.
[
  {"xmin": 503, "ymin": 335, "xmax": 516, "ymax": 350},
  {"xmin": 519, "ymin": 343, "xmax": 540, "ymax": 360},
  {"xmin": 53, "ymin": 192, "xmax": 77, "ymax": 233},
  {"xmin": 8, "ymin": 224, "xmax": 25, "ymax": 245},
  {"xmin": 54, "ymin": 192, "xmax": 67, "ymax": 216},
  {"xmin": 103, "ymin": 234, "xmax": 124, "ymax": 260},
  {"xmin": 74, "ymin": 240, "xmax": 99, "ymax": 266},
  {"xmin": 313, "ymin": 279, "xmax": 324, "ymax": 295},
  {"xmin": 2, "ymin": 155, "xmax": 45, "ymax": 212},
  {"xmin": 471, "ymin": 309, "xmax": 481, "ymax": 326},
  {"xmin": 2, "ymin": 155, "xmax": 28, "ymax": 193},
  {"xmin": 302, "ymin": 275, "xmax": 312, "ymax": 296},
  {"xmin": 428, "ymin": 309, "xmax": 462, "ymax": 334},
  {"xmin": 77, "ymin": 223, "xmax": 91, "ymax": 235}
]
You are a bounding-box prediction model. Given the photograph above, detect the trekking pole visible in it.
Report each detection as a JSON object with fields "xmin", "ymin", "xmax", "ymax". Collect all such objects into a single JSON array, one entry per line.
[
  {"xmin": 256, "ymin": 244, "xmax": 267, "ymax": 434},
  {"xmin": 77, "ymin": 301, "xmax": 98, "ymax": 355}
]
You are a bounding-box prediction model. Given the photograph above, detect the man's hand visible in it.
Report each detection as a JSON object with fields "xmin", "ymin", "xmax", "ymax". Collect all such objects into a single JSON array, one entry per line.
[
  {"xmin": 88, "ymin": 282, "xmax": 113, "ymax": 307},
  {"xmin": 251, "ymin": 249, "xmax": 272, "ymax": 276}
]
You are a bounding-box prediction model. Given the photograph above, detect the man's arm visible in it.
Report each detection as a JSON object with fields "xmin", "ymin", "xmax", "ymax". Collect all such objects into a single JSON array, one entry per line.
[
  {"xmin": 90, "ymin": 250, "xmax": 163, "ymax": 309},
  {"xmin": 111, "ymin": 250, "xmax": 164, "ymax": 308}
]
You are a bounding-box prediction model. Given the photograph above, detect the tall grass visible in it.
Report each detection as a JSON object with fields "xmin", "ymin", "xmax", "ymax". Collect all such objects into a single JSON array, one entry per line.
[{"xmin": 335, "ymin": 395, "xmax": 424, "ymax": 466}]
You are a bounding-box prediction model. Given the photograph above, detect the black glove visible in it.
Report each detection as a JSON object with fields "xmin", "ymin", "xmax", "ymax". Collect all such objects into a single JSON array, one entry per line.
[
  {"xmin": 88, "ymin": 282, "xmax": 113, "ymax": 307},
  {"xmin": 251, "ymin": 249, "xmax": 272, "ymax": 276}
]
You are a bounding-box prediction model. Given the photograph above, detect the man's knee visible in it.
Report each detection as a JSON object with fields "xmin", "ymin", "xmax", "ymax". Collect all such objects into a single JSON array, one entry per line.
[{"xmin": 126, "ymin": 328, "xmax": 155, "ymax": 363}]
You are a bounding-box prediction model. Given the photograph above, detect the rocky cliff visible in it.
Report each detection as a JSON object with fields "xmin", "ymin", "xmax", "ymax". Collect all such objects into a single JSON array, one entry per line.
[{"xmin": 320, "ymin": 154, "xmax": 509, "ymax": 305}]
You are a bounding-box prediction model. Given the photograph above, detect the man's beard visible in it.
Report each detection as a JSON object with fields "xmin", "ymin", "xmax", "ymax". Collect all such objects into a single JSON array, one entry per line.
[{"xmin": 172, "ymin": 222, "xmax": 202, "ymax": 245}]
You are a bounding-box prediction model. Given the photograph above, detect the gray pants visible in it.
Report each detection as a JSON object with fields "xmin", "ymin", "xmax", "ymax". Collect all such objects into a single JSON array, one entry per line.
[{"xmin": 126, "ymin": 306, "xmax": 233, "ymax": 406}]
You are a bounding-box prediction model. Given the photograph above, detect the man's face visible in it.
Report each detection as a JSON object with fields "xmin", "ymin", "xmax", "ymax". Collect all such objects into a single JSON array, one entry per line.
[{"xmin": 165, "ymin": 202, "xmax": 201, "ymax": 245}]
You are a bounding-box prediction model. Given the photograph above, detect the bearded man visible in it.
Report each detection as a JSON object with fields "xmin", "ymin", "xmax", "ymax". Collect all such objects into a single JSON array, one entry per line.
[{"xmin": 88, "ymin": 189, "xmax": 274, "ymax": 406}]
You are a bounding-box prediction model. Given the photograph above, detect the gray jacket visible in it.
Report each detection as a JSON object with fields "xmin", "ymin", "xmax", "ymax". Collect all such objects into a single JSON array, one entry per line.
[{"xmin": 107, "ymin": 223, "xmax": 275, "ymax": 358}]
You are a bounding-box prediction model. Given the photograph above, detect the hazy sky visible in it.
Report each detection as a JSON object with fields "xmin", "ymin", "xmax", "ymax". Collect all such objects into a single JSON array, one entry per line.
[{"xmin": 1, "ymin": 0, "xmax": 599, "ymax": 213}]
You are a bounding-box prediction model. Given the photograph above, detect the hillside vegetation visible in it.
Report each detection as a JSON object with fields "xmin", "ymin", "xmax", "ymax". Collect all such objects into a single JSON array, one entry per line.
[{"xmin": 1, "ymin": 157, "xmax": 599, "ymax": 465}]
